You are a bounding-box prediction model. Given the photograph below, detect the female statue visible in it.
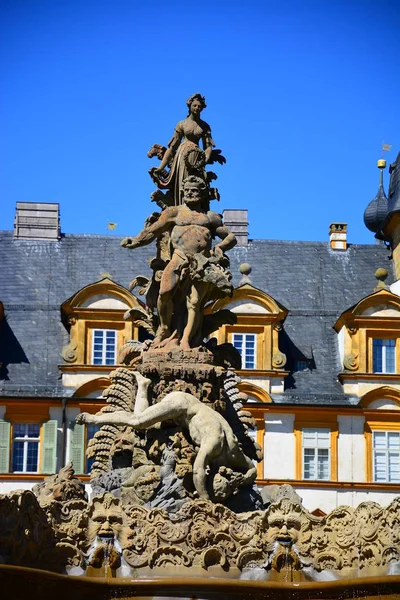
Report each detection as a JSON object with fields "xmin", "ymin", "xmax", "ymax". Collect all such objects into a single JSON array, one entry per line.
[{"xmin": 149, "ymin": 93, "xmax": 225, "ymax": 207}]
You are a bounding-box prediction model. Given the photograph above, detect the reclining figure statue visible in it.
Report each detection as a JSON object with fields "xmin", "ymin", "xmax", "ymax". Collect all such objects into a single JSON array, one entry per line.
[{"xmin": 77, "ymin": 371, "xmax": 256, "ymax": 501}]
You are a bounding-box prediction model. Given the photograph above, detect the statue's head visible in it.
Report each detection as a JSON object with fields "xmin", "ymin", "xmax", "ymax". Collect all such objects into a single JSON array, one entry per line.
[
  {"xmin": 87, "ymin": 493, "xmax": 123, "ymax": 543},
  {"xmin": 182, "ymin": 175, "xmax": 207, "ymax": 207},
  {"xmin": 186, "ymin": 93, "xmax": 207, "ymax": 116}
]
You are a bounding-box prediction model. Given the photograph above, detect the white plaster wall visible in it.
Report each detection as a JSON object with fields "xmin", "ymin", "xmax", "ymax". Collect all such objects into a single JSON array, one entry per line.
[
  {"xmin": 65, "ymin": 407, "xmax": 81, "ymax": 464},
  {"xmin": 337, "ymin": 326, "xmax": 344, "ymax": 368},
  {"xmin": 0, "ymin": 480, "xmax": 37, "ymax": 494},
  {"xmin": 337, "ymin": 415, "xmax": 366, "ymax": 482},
  {"xmin": 343, "ymin": 379, "xmax": 400, "ymax": 396},
  {"xmin": 270, "ymin": 378, "xmax": 285, "ymax": 394},
  {"xmin": 81, "ymin": 390, "xmax": 106, "ymax": 399},
  {"xmin": 82, "ymin": 295, "xmax": 129, "ymax": 309},
  {"xmin": 263, "ymin": 413, "xmax": 295, "ymax": 479},
  {"xmin": 361, "ymin": 305, "xmax": 400, "ymax": 317},
  {"xmin": 390, "ymin": 280, "xmax": 400, "ymax": 296},
  {"xmin": 240, "ymin": 376, "xmax": 270, "ymax": 393},
  {"xmin": 295, "ymin": 486, "xmax": 400, "ymax": 513},
  {"xmin": 49, "ymin": 407, "xmax": 64, "ymax": 472},
  {"xmin": 296, "ymin": 487, "xmax": 339, "ymax": 513},
  {"xmin": 368, "ymin": 399, "xmax": 400, "ymax": 410},
  {"xmin": 223, "ymin": 298, "xmax": 269, "ymax": 314},
  {"xmin": 62, "ymin": 371, "xmax": 108, "ymax": 389}
]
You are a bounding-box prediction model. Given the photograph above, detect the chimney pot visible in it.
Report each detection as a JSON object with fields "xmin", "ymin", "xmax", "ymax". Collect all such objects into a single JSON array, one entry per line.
[
  {"xmin": 222, "ymin": 209, "xmax": 248, "ymax": 246},
  {"xmin": 14, "ymin": 202, "xmax": 61, "ymax": 241},
  {"xmin": 329, "ymin": 223, "xmax": 347, "ymax": 251}
]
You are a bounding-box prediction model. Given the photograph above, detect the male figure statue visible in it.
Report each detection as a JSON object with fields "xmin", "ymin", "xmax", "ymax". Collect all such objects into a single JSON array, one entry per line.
[
  {"xmin": 77, "ymin": 371, "xmax": 256, "ymax": 500},
  {"xmin": 122, "ymin": 176, "xmax": 236, "ymax": 349}
]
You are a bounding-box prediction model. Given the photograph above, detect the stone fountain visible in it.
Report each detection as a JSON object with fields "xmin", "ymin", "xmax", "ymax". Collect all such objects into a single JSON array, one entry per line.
[{"xmin": 1, "ymin": 94, "xmax": 400, "ymax": 599}]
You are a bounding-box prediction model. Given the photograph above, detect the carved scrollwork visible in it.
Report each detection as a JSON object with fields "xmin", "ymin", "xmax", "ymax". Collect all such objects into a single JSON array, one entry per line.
[
  {"xmin": 62, "ymin": 339, "xmax": 78, "ymax": 363},
  {"xmin": 272, "ymin": 350, "xmax": 287, "ymax": 369},
  {"xmin": 2, "ymin": 486, "xmax": 400, "ymax": 576},
  {"xmin": 343, "ymin": 352, "xmax": 359, "ymax": 371}
]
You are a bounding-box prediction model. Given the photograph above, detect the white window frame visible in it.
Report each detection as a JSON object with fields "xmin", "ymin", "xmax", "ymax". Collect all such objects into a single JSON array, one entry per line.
[
  {"xmin": 302, "ymin": 428, "xmax": 330, "ymax": 481},
  {"xmin": 12, "ymin": 423, "xmax": 40, "ymax": 473},
  {"xmin": 373, "ymin": 430, "xmax": 400, "ymax": 483},
  {"xmin": 232, "ymin": 333, "xmax": 257, "ymax": 369},
  {"xmin": 92, "ymin": 328, "xmax": 117, "ymax": 366},
  {"xmin": 372, "ymin": 338, "xmax": 396, "ymax": 374}
]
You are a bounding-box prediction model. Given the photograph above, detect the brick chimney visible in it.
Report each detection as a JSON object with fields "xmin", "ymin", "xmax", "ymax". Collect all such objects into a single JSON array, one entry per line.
[
  {"xmin": 14, "ymin": 202, "xmax": 60, "ymax": 241},
  {"xmin": 222, "ymin": 209, "xmax": 248, "ymax": 246},
  {"xmin": 329, "ymin": 223, "xmax": 347, "ymax": 251}
]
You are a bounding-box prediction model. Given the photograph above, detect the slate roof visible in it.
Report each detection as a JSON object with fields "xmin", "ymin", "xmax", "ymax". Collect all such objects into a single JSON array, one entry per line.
[{"xmin": 0, "ymin": 230, "xmax": 394, "ymax": 405}]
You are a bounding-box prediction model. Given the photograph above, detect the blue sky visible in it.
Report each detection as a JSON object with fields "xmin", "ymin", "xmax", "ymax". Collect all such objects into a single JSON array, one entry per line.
[{"xmin": 1, "ymin": 0, "xmax": 399, "ymax": 243}]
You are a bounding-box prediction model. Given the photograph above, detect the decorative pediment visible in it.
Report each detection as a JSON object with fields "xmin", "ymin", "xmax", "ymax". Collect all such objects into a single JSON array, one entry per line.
[
  {"xmin": 360, "ymin": 386, "xmax": 400, "ymax": 409},
  {"xmin": 334, "ymin": 289, "xmax": 400, "ymax": 331},
  {"xmin": 237, "ymin": 381, "xmax": 273, "ymax": 403},
  {"xmin": 334, "ymin": 290, "xmax": 400, "ymax": 383},
  {"xmin": 73, "ymin": 377, "xmax": 111, "ymax": 398},
  {"xmin": 59, "ymin": 278, "xmax": 141, "ymax": 372},
  {"xmin": 205, "ymin": 284, "xmax": 289, "ymax": 375},
  {"xmin": 208, "ymin": 283, "xmax": 288, "ymax": 320},
  {"xmin": 61, "ymin": 277, "xmax": 144, "ymax": 320}
]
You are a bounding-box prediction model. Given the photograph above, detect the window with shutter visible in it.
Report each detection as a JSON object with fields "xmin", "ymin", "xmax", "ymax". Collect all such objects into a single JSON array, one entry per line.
[
  {"xmin": 68, "ymin": 420, "xmax": 85, "ymax": 474},
  {"xmin": 12, "ymin": 423, "xmax": 40, "ymax": 473},
  {"xmin": 40, "ymin": 420, "xmax": 58, "ymax": 474},
  {"xmin": 0, "ymin": 420, "xmax": 11, "ymax": 473}
]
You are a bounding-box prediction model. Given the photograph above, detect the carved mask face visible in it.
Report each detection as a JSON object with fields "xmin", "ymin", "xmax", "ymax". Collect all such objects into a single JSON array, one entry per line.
[
  {"xmin": 267, "ymin": 512, "xmax": 302, "ymax": 547},
  {"xmin": 88, "ymin": 497, "xmax": 123, "ymax": 543}
]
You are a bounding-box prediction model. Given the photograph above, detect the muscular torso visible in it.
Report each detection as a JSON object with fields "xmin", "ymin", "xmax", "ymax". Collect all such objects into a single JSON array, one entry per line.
[{"xmin": 170, "ymin": 206, "xmax": 222, "ymax": 255}]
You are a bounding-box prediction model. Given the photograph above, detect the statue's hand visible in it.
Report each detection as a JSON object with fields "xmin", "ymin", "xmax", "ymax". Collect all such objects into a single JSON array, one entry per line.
[
  {"xmin": 214, "ymin": 245, "xmax": 224, "ymax": 261},
  {"xmin": 121, "ymin": 237, "xmax": 139, "ymax": 249},
  {"xmin": 149, "ymin": 167, "xmax": 162, "ymax": 182},
  {"xmin": 76, "ymin": 412, "xmax": 91, "ymax": 424}
]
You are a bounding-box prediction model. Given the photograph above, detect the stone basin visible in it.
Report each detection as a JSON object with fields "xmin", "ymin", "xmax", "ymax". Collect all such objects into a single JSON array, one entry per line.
[{"xmin": 2, "ymin": 564, "xmax": 400, "ymax": 600}]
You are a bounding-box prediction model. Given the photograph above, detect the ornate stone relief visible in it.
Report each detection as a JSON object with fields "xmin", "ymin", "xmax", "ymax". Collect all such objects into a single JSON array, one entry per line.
[{"xmin": 2, "ymin": 483, "xmax": 400, "ymax": 577}]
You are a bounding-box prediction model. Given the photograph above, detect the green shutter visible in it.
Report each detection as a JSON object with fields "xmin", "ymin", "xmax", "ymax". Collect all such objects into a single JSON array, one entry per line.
[
  {"xmin": 0, "ymin": 420, "xmax": 11, "ymax": 473},
  {"xmin": 69, "ymin": 421, "xmax": 85, "ymax": 474},
  {"xmin": 41, "ymin": 419, "xmax": 58, "ymax": 474}
]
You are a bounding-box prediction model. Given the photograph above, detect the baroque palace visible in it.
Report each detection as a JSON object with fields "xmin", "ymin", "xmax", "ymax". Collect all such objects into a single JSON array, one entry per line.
[{"xmin": 1, "ymin": 154, "xmax": 400, "ymax": 515}]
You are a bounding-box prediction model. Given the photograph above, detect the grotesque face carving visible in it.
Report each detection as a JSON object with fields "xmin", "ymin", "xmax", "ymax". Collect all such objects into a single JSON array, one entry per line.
[
  {"xmin": 268, "ymin": 513, "xmax": 301, "ymax": 546},
  {"xmin": 87, "ymin": 493, "xmax": 123, "ymax": 544},
  {"xmin": 266, "ymin": 501, "xmax": 303, "ymax": 548}
]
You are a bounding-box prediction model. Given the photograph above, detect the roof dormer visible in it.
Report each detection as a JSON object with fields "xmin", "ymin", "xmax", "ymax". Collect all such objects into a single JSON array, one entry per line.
[
  {"xmin": 206, "ymin": 282, "xmax": 289, "ymax": 394},
  {"xmin": 59, "ymin": 277, "xmax": 144, "ymax": 391},
  {"xmin": 334, "ymin": 288, "xmax": 400, "ymax": 397}
]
